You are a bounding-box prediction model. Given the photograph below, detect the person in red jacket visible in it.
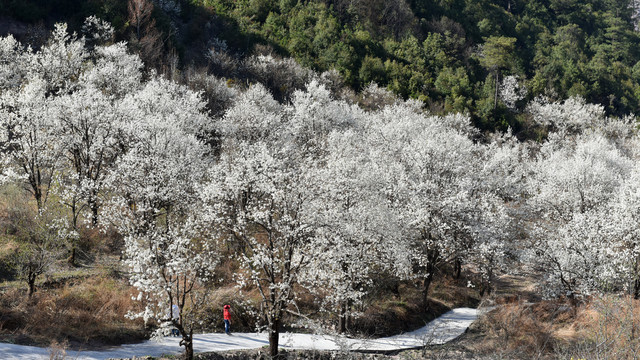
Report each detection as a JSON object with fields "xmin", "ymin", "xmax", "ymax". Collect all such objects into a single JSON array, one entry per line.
[{"xmin": 223, "ymin": 304, "xmax": 232, "ymax": 335}]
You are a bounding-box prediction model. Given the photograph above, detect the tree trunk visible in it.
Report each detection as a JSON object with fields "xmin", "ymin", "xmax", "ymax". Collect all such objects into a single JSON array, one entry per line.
[
  {"xmin": 34, "ymin": 190, "xmax": 42, "ymax": 211},
  {"xmin": 391, "ymin": 280, "xmax": 400, "ymax": 297},
  {"xmin": 90, "ymin": 196, "xmax": 99, "ymax": 227},
  {"xmin": 69, "ymin": 198, "xmax": 79, "ymax": 230},
  {"xmin": 338, "ymin": 301, "xmax": 349, "ymax": 333},
  {"xmin": 482, "ymin": 283, "xmax": 492, "ymax": 296},
  {"xmin": 68, "ymin": 246, "xmax": 77, "ymax": 267},
  {"xmin": 179, "ymin": 328, "xmax": 194, "ymax": 360},
  {"xmin": 27, "ymin": 272, "xmax": 36, "ymax": 297},
  {"xmin": 268, "ymin": 317, "xmax": 280, "ymax": 357},
  {"xmin": 454, "ymin": 258, "xmax": 462, "ymax": 279},
  {"xmin": 486, "ymin": 268, "xmax": 494, "ymax": 295},
  {"xmin": 422, "ymin": 271, "xmax": 433, "ymax": 309},
  {"xmin": 422, "ymin": 249, "xmax": 438, "ymax": 309},
  {"xmin": 494, "ymin": 71, "xmax": 500, "ymax": 110}
]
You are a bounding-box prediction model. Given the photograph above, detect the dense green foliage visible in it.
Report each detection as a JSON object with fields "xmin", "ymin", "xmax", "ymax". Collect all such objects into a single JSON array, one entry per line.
[
  {"xmin": 3, "ymin": 0, "xmax": 640, "ymax": 131},
  {"xmin": 189, "ymin": 0, "xmax": 640, "ymax": 131}
]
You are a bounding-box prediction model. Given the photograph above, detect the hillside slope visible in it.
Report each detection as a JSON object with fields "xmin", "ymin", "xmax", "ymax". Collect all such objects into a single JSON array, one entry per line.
[{"xmin": 2, "ymin": 0, "xmax": 640, "ymax": 133}]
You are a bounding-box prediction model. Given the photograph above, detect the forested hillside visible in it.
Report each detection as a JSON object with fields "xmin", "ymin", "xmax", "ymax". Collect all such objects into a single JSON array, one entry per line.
[{"xmin": 3, "ymin": 0, "xmax": 640, "ymax": 132}]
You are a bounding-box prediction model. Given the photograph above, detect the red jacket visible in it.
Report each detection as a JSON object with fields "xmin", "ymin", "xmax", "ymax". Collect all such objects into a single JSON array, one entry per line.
[{"xmin": 223, "ymin": 305, "xmax": 231, "ymax": 320}]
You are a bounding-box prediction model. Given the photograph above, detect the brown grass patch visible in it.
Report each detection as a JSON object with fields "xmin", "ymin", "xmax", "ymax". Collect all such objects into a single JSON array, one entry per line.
[
  {"xmin": 0, "ymin": 276, "xmax": 145, "ymax": 348},
  {"xmin": 557, "ymin": 295, "xmax": 640, "ymax": 359},
  {"xmin": 430, "ymin": 276, "xmax": 481, "ymax": 309},
  {"xmin": 468, "ymin": 296, "xmax": 640, "ymax": 359},
  {"xmin": 0, "ymin": 238, "xmax": 18, "ymax": 281},
  {"xmin": 469, "ymin": 300, "xmax": 572, "ymax": 358}
]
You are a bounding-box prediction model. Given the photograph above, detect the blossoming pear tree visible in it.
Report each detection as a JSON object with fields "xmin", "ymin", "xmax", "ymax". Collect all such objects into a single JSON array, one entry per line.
[{"xmin": 104, "ymin": 81, "xmax": 217, "ymax": 360}]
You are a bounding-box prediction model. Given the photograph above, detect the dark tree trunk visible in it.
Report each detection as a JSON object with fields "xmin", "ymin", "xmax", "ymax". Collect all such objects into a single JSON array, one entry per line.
[
  {"xmin": 486, "ymin": 268, "xmax": 494, "ymax": 295},
  {"xmin": 454, "ymin": 258, "xmax": 462, "ymax": 279},
  {"xmin": 494, "ymin": 71, "xmax": 500, "ymax": 110},
  {"xmin": 69, "ymin": 198, "xmax": 79, "ymax": 230},
  {"xmin": 179, "ymin": 328, "xmax": 194, "ymax": 360},
  {"xmin": 28, "ymin": 165, "xmax": 43, "ymax": 211},
  {"xmin": 422, "ymin": 271, "xmax": 434, "ymax": 309},
  {"xmin": 68, "ymin": 246, "xmax": 77, "ymax": 267},
  {"xmin": 392, "ymin": 280, "xmax": 400, "ymax": 297},
  {"xmin": 27, "ymin": 272, "xmax": 36, "ymax": 298},
  {"xmin": 34, "ymin": 190, "xmax": 42, "ymax": 211},
  {"xmin": 268, "ymin": 317, "xmax": 280, "ymax": 357},
  {"xmin": 482, "ymin": 283, "xmax": 492, "ymax": 296},
  {"xmin": 338, "ymin": 301, "xmax": 350, "ymax": 333},
  {"xmin": 90, "ymin": 197, "xmax": 99, "ymax": 227},
  {"xmin": 422, "ymin": 249, "xmax": 438, "ymax": 309},
  {"xmin": 185, "ymin": 343, "xmax": 193, "ymax": 360}
]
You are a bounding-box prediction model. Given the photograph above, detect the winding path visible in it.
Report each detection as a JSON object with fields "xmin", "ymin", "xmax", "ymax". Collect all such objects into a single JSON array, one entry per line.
[{"xmin": 0, "ymin": 308, "xmax": 478, "ymax": 359}]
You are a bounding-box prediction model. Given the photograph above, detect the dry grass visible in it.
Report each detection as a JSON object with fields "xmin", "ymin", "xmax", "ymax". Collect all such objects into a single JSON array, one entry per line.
[
  {"xmin": 0, "ymin": 275, "xmax": 145, "ymax": 348},
  {"xmin": 472, "ymin": 301, "xmax": 561, "ymax": 358},
  {"xmin": 0, "ymin": 238, "xmax": 19, "ymax": 281},
  {"xmin": 463, "ymin": 295, "xmax": 640, "ymax": 359},
  {"xmin": 430, "ymin": 276, "xmax": 482, "ymax": 309},
  {"xmin": 557, "ymin": 295, "xmax": 640, "ymax": 359}
]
